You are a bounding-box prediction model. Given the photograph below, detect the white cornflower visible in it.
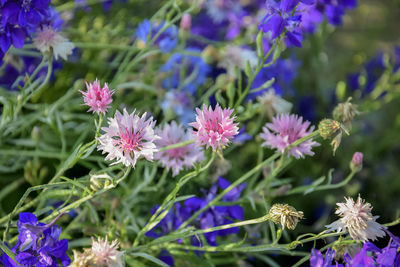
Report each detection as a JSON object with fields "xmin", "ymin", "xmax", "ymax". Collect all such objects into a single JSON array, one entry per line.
[
  {"xmin": 326, "ymin": 195, "xmax": 386, "ymax": 242},
  {"xmin": 90, "ymin": 237, "xmax": 124, "ymax": 267},
  {"xmin": 34, "ymin": 26, "xmax": 75, "ymax": 61}
]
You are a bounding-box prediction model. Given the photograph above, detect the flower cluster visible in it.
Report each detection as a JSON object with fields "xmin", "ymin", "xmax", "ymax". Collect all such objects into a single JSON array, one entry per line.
[
  {"xmin": 154, "ymin": 121, "xmax": 204, "ymax": 176},
  {"xmin": 146, "ymin": 177, "xmax": 246, "ymax": 264},
  {"xmin": 0, "ymin": 212, "xmax": 70, "ymax": 267},
  {"xmin": 311, "ymin": 231, "xmax": 400, "ymax": 267}
]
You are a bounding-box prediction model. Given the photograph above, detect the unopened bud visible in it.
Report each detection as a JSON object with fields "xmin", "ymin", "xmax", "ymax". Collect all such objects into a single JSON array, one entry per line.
[
  {"xmin": 180, "ymin": 14, "xmax": 191, "ymax": 31},
  {"xmin": 318, "ymin": 119, "xmax": 341, "ymax": 139},
  {"xmin": 202, "ymin": 45, "xmax": 219, "ymax": 64},
  {"xmin": 350, "ymin": 152, "xmax": 363, "ymax": 172},
  {"xmin": 90, "ymin": 173, "xmax": 113, "ymax": 191},
  {"xmin": 268, "ymin": 204, "xmax": 303, "ymax": 230},
  {"xmin": 31, "ymin": 126, "xmax": 40, "ymax": 143}
]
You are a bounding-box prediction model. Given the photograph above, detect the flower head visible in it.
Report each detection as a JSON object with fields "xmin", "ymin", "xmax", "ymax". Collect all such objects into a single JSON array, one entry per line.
[
  {"xmin": 97, "ymin": 109, "xmax": 160, "ymax": 168},
  {"xmin": 80, "ymin": 79, "xmax": 114, "ymax": 115},
  {"xmin": 326, "ymin": 195, "xmax": 386, "ymax": 242},
  {"xmin": 154, "ymin": 121, "xmax": 204, "ymax": 176},
  {"xmin": 90, "ymin": 237, "xmax": 124, "ymax": 267},
  {"xmin": 257, "ymin": 90, "xmax": 293, "ymax": 116},
  {"xmin": 0, "ymin": 212, "xmax": 70, "ymax": 267},
  {"xmin": 190, "ymin": 104, "xmax": 239, "ymax": 151},
  {"xmin": 310, "ymin": 248, "xmax": 342, "ymax": 267},
  {"xmin": 268, "ymin": 203, "xmax": 304, "ymax": 230},
  {"xmin": 260, "ymin": 114, "xmax": 319, "ymax": 158},
  {"xmin": 34, "ymin": 26, "xmax": 75, "ymax": 60}
]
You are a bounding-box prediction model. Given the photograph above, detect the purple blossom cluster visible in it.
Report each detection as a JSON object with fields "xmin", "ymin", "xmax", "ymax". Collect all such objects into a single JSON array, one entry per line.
[
  {"xmin": 0, "ymin": 0, "xmax": 58, "ymax": 62},
  {"xmin": 311, "ymin": 231, "xmax": 400, "ymax": 267},
  {"xmin": 0, "ymin": 213, "xmax": 70, "ymax": 267},
  {"xmin": 146, "ymin": 177, "xmax": 246, "ymax": 265}
]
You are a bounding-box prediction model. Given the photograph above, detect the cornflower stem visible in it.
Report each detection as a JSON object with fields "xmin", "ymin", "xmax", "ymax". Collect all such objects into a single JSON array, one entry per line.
[
  {"xmin": 158, "ymin": 140, "xmax": 194, "ymax": 152},
  {"xmin": 133, "ymin": 153, "xmax": 216, "ymax": 246},
  {"xmin": 141, "ymin": 214, "xmax": 272, "ymax": 249},
  {"xmin": 178, "ymin": 153, "xmax": 280, "ymax": 230},
  {"xmin": 234, "ymin": 43, "xmax": 277, "ymax": 109}
]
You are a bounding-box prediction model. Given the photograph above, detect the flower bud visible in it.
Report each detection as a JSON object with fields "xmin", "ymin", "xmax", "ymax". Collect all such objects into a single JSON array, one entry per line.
[
  {"xmin": 318, "ymin": 119, "xmax": 341, "ymax": 139},
  {"xmin": 31, "ymin": 126, "xmax": 41, "ymax": 144},
  {"xmin": 201, "ymin": 45, "xmax": 219, "ymax": 64},
  {"xmin": 90, "ymin": 173, "xmax": 113, "ymax": 191},
  {"xmin": 350, "ymin": 152, "xmax": 363, "ymax": 172},
  {"xmin": 180, "ymin": 14, "xmax": 191, "ymax": 31},
  {"xmin": 268, "ymin": 204, "xmax": 303, "ymax": 230}
]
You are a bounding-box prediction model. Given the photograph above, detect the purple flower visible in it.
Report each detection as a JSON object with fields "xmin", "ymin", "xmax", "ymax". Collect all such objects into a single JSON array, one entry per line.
[
  {"xmin": 258, "ymin": 0, "xmax": 313, "ymax": 47},
  {"xmin": 184, "ymin": 177, "xmax": 246, "ymax": 246},
  {"xmin": 310, "ymin": 248, "xmax": 343, "ymax": 267},
  {"xmin": 136, "ymin": 19, "xmax": 178, "ymax": 53},
  {"xmin": 0, "ymin": 212, "xmax": 70, "ymax": 267},
  {"xmin": 0, "ymin": 23, "xmax": 25, "ymax": 53}
]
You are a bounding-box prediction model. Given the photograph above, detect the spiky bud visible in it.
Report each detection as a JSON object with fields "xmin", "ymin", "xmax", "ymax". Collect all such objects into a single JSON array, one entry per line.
[
  {"xmin": 318, "ymin": 119, "xmax": 341, "ymax": 139},
  {"xmin": 268, "ymin": 204, "xmax": 304, "ymax": 230}
]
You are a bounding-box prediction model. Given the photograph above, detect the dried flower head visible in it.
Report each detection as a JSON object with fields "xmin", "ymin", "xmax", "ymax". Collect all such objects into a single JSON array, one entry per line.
[
  {"xmin": 70, "ymin": 249, "xmax": 92, "ymax": 267},
  {"xmin": 326, "ymin": 195, "xmax": 386, "ymax": 242},
  {"xmin": 333, "ymin": 97, "xmax": 359, "ymax": 126},
  {"xmin": 154, "ymin": 121, "xmax": 204, "ymax": 176},
  {"xmin": 260, "ymin": 114, "xmax": 320, "ymax": 159},
  {"xmin": 97, "ymin": 109, "xmax": 160, "ymax": 168},
  {"xmin": 190, "ymin": 104, "xmax": 239, "ymax": 152},
  {"xmin": 268, "ymin": 204, "xmax": 304, "ymax": 230},
  {"xmin": 90, "ymin": 237, "xmax": 124, "ymax": 267},
  {"xmin": 257, "ymin": 90, "xmax": 293, "ymax": 117},
  {"xmin": 34, "ymin": 26, "xmax": 75, "ymax": 60},
  {"xmin": 80, "ymin": 79, "xmax": 114, "ymax": 115}
]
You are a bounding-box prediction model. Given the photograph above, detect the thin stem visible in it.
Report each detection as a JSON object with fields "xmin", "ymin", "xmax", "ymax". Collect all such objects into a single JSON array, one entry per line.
[
  {"xmin": 178, "ymin": 153, "xmax": 280, "ymax": 230},
  {"xmin": 158, "ymin": 140, "xmax": 194, "ymax": 152}
]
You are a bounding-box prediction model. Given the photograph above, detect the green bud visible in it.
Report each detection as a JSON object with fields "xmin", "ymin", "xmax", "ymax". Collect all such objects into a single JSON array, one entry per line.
[{"xmin": 318, "ymin": 119, "xmax": 341, "ymax": 139}]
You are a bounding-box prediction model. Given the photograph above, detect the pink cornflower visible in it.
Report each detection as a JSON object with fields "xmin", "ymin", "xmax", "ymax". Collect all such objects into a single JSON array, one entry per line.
[
  {"xmin": 326, "ymin": 195, "xmax": 386, "ymax": 242},
  {"xmin": 189, "ymin": 104, "xmax": 239, "ymax": 151},
  {"xmin": 97, "ymin": 109, "xmax": 160, "ymax": 168},
  {"xmin": 259, "ymin": 114, "xmax": 319, "ymax": 158},
  {"xmin": 154, "ymin": 121, "xmax": 204, "ymax": 176},
  {"xmin": 80, "ymin": 79, "xmax": 114, "ymax": 115}
]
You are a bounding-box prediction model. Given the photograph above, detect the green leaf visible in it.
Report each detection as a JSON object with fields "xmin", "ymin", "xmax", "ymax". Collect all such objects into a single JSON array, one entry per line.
[
  {"xmin": 131, "ymin": 252, "xmax": 170, "ymax": 267},
  {"xmin": 0, "ymin": 241, "xmax": 20, "ymax": 265}
]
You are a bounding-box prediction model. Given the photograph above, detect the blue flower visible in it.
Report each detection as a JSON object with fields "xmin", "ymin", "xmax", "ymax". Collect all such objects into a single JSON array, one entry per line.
[
  {"xmin": 248, "ymin": 56, "xmax": 301, "ymax": 100},
  {"xmin": 0, "ymin": 23, "xmax": 26, "ymax": 53},
  {"xmin": 184, "ymin": 177, "xmax": 246, "ymax": 246},
  {"xmin": 161, "ymin": 90, "xmax": 195, "ymax": 125},
  {"xmin": 0, "ymin": 212, "xmax": 70, "ymax": 267},
  {"xmin": 258, "ymin": 0, "xmax": 313, "ymax": 47},
  {"xmin": 160, "ymin": 49, "xmax": 210, "ymax": 94},
  {"xmin": 310, "ymin": 248, "xmax": 343, "ymax": 267},
  {"xmin": 136, "ymin": 19, "xmax": 178, "ymax": 53}
]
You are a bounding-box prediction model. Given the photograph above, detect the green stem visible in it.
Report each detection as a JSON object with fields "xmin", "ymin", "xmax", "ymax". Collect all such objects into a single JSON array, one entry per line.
[
  {"xmin": 158, "ymin": 140, "xmax": 194, "ymax": 152},
  {"xmin": 179, "ymin": 153, "xmax": 280, "ymax": 230},
  {"xmin": 133, "ymin": 153, "xmax": 216, "ymax": 246}
]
